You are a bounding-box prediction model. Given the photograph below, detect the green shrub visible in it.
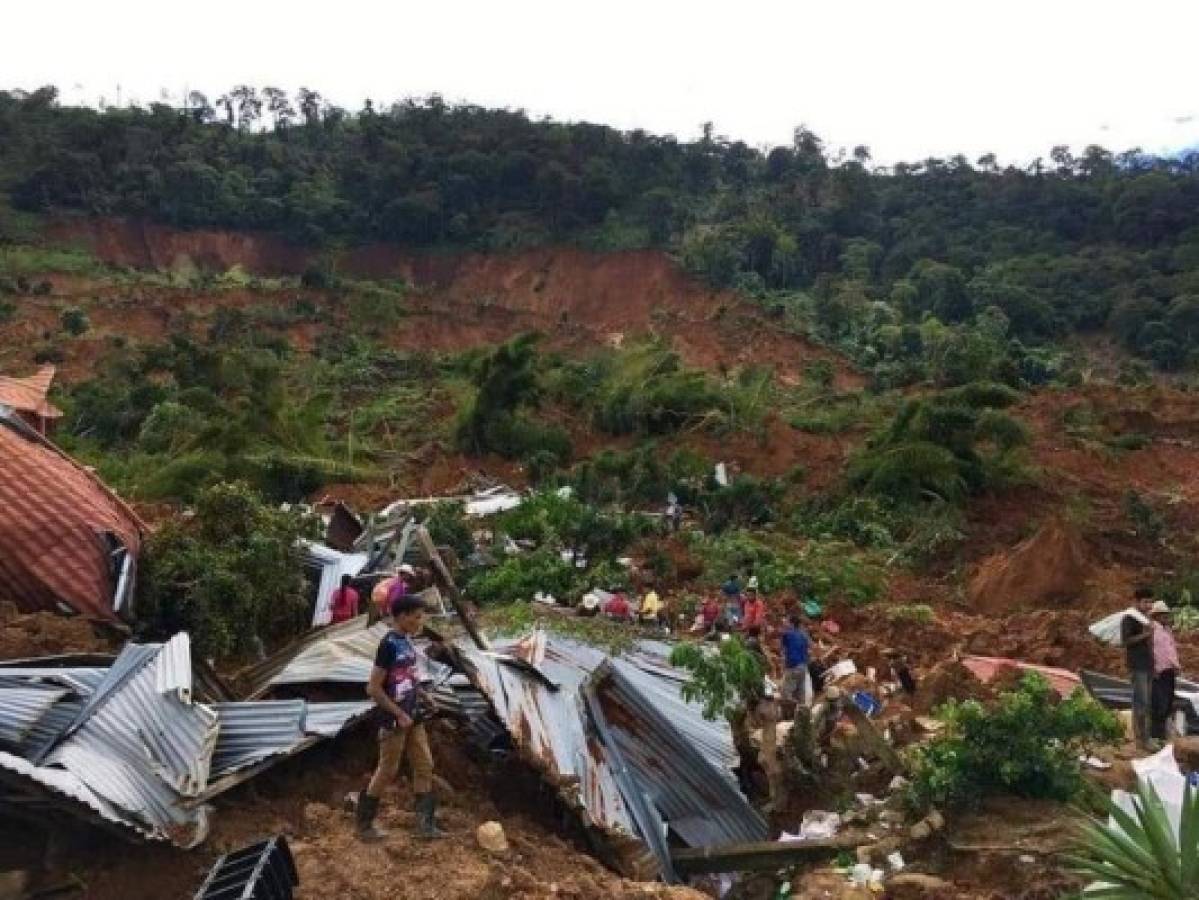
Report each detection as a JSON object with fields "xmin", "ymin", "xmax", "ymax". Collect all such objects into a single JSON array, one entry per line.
[
  {"xmin": 670, "ymin": 636, "xmax": 765, "ymax": 721},
  {"xmin": 884, "ymin": 603, "xmax": 934, "ymax": 624},
  {"xmin": 464, "ymin": 547, "xmax": 578, "ymax": 605},
  {"xmin": 496, "ymin": 491, "xmax": 652, "ymax": 560},
  {"xmin": 1125, "ymin": 490, "xmax": 1166, "ymax": 543},
  {"xmin": 60, "ymin": 306, "xmax": 89, "ymax": 335},
  {"xmin": 422, "ymin": 501, "xmax": 475, "ymax": 561},
  {"xmin": 907, "ymin": 673, "xmax": 1122, "ymax": 811},
  {"xmin": 699, "ymin": 474, "xmax": 783, "ymax": 532},
  {"xmin": 137, "ymin": 481, "xmax": 318, "ymax": 658}
]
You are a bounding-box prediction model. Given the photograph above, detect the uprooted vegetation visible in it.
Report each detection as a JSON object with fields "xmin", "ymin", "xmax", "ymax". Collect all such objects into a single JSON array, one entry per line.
[{"xmin": 906, "ymin": 673, "xmax": 1122, "ymax": 812}]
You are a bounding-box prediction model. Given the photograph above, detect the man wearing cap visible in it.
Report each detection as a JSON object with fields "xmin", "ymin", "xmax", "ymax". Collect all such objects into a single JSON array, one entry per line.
[
  {"xmin": 1149, "ymin": 600, "xmax": 1180, "ymax": 743},
  {"xmin": 1122, "ymin": 588, "xmax": 1156, "ymax": 750},
  {"xmin": 357, "ymin": 595, "xmax": 444, "ymax": 842}
]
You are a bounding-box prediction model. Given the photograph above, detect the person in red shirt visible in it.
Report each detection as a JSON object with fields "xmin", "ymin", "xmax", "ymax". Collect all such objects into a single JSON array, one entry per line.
[
  {"xmin": 691, "ymin": 595, "xmax": 721, "ymax": 634},
  {"xmin": 329, "ymin": 574, "xmax": 360, "ymax": 624},
  {"xmin": 603, "ymin": 591, "xmax": 632, "ymax": 620},
  {"xmin": 741, "ymin": 588, "xmax": 766, "ymax": 631}
]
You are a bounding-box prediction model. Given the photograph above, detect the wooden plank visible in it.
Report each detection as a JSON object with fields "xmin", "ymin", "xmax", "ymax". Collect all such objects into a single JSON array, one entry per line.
[
  {"xmin": 414, "ymin": 525, "xmax": 490, "ymax": 651},
  {"xmin": 670, "ymin": 837, "xmax": 857, "ymax": 875}
]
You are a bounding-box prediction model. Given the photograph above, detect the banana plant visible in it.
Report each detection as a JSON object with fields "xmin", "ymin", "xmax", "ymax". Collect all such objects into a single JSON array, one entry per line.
[{"xmin": 1064, "ymin": 778, "xmax": 1198, "ymax": 899}]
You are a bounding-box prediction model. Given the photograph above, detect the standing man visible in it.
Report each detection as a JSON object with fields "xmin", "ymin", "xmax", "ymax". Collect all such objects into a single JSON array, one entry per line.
[
  {"xmin": 1149, "ymin": 600, "xmax": 1180, "ymax": 744},
  {"xmin": 329, "ymin": 574, "xmax": 360, "ymax": 624},
  {"xmin": 357, "ymin": 596, "xmax": 444, "ymax": 842},
  {"xmin": 780, "ymin": 614, "xmax": 813, "ymax": 709},
  {"xmin": 1122, "ymin": 588, "xmax": 1156, "ymax": 750}
]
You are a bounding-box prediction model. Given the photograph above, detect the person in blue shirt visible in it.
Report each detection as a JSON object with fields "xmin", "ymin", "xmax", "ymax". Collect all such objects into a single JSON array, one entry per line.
[
  {"xmin": 780, "ymin": 614, "xmax": 813, "ymax": 708},
  {"xmin": 721, "ymin": 574, "xmax": 743, "ymax": 626},
  {"xmin": 357, "ymin": 596, "xmax": 443, "ymax": 842}
]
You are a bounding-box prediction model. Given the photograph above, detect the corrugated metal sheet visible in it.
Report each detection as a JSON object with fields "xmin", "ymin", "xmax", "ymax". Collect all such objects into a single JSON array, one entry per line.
[
  {"xmin": 47, "ymin": 637, "xmax": 219, "ymax": 821},
  {"xmin": 1082, "ymin": 670, "xmax": 1199, "ymax": 734},
  {"xmin": 211, "ymin": 700, "xmax": 307, "ymax": 777},
  {"xmin": 155, "ymin": 631, "xmax": 194, "ymax": 703},
  {"xmin": 0, "ymin": 667, "xmax": 107, "ymax": 696},
  {"xmin": 593, "ymin": 664, "xmax": 768, "ymax": 850},
  {"xmin": 0, "ymin": 633, "xmax": 377, "ymax": 847},
  {"xmin": 49, "ymin": 643, "xmax": 158, "ymax": 756},
  {"xmin": 303, "ymin": 701, "xmax": 375, "ymax": 737},
  {"xmin": 0, "ymin": 749, "xmax": 153, "ymax": 840},
  {"xmin": 269, "ymin": 616, "xmax": 450, "ymax": 688},
  {"xmin": 17, "ymin": 697, "xmax": 83, "ymax": 760},
  {"xmin": 458, "ymin": 631, "xmax": 763, "ymax": 876},
  {"xmin": 0, "ymin": 406, "xmax": 144, "ymax": 622},
  {"xmin": 0, "ymin": 687, "xmax": 68, "ymax": 744}
]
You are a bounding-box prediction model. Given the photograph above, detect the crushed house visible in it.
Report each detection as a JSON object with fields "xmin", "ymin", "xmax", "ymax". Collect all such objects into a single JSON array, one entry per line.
[
  {"xmin": 0, "ymin": 406, "xmax": 144, "ymax": 623},
  {"xmin": 0, "ymin": 634, "xmax": 372, "ymax": 846}
]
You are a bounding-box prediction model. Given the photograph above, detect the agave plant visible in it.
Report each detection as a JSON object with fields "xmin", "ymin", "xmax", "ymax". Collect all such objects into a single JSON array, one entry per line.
[{"xmin": 1064, "ymin": 778, "xmax": 1198, "ymax": 899}]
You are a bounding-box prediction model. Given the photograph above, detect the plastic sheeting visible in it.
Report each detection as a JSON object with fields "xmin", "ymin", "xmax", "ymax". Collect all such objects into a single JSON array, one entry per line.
[{"xmin": 302, "ymin": 541, "xmax": 370, "ymax": 627}]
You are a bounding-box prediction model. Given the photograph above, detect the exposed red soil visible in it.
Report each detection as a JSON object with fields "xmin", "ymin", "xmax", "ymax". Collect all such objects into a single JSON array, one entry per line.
[
  {"xmin": 967, "ymin": 518, "xmax": 1090, "ymax": 616},
  {"xmin": 45, "ymin": 217, "xmax": 859, "ymax": 387},
  {"xmin": 0, "ymin": 602, "xmax": 117, "ymax": 659},
  {"xmin": 9, "ymin": 720, "xmax": 704, "ymax": 900}
]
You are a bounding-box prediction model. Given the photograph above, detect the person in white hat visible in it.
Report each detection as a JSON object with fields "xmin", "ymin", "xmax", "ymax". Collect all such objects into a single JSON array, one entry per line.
[{"xmin": 1149, "ymin": 600, "xmax": 1180, "ymax": 744}]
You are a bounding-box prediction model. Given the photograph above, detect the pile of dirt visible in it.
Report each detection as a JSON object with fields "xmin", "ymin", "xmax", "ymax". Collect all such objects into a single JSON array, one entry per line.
[
  {"xmin": 0, "ymin": 601, "xmax": 115, "ymax": 659},
  {"xmin": 967, "ymin": 519, "xmax": 1089, "ymax": 615},
  {"xmin": 15, "ymin": 720, "xmax": 704, "ymax": 900},
  {"xmin": 911, "ymin": 660, "xmax": 995, "ymax": 715}
]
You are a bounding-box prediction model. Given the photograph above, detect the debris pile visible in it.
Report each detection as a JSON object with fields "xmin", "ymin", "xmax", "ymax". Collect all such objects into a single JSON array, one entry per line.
[{"xmin": 0, "ymin": 633, "xmax": 372, "ymax": 846}]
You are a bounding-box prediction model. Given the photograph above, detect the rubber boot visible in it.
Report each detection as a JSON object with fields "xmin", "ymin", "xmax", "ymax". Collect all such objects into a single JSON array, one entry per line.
[
  {"xmin": 355, "ymin": 792, "xmax": 389, "ymax": 842},
  {"xmin": 414, "ymin": 792, "xmax": 446, "ymax": 840}
]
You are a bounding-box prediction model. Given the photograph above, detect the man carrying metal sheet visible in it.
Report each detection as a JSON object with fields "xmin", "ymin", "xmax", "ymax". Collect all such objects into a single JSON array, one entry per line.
[{"xmin": 357, "ymin": 596, "xmax": 444, "ymax": 842}]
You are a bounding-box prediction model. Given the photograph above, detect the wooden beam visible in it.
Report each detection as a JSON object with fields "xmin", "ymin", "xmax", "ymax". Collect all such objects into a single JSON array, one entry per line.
[
  {"xmin": 414, "ymin": 525, "xmax": 489, "ymax": 650},
  {"xmin": 670, "ymin": 837, "xmax": 858, "ymax": 875}
]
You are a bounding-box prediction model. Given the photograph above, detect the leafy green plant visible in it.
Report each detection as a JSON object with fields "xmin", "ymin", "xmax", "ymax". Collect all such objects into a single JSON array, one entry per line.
[
  {"xmin": 137, "ymin": 481, "xmax": 318, "ymax": 658},
  {"xmin": 670, "ymin": 637, "xmax": 764, "ymax": 721},
  {"xmin": 907, "ymin": 673, "xmax": 1123, "ymax": 812},
  {"xmin": 422, "ymin": 501, "xmax": 475, "ymax": 561},
  {"xmin": 884, "ymin": 603, "xmax": 934, "ymax": 624},
  {"xmin": 1065, "ymin": 779, "xmax": 1198, "ymax": 899},
  {"xmin": 1125, "ymin": 490, "xmax": 1166, "ymax": 544},
  {"xmin": 60, "ymin": 306, "xmax": 89, "ymax": 335},
  {"xmin": 464, "ymin": 547, "xmax": 578, "ymax": 605}
]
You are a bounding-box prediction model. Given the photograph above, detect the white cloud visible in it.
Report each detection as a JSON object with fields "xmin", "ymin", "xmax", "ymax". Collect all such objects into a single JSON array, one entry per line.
[{"xmin": 4, "ymin": 0, "xmax": 1198, "ymax": 164}]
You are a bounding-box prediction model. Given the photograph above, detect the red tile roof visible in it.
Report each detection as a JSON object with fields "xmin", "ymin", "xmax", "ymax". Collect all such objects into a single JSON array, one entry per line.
[
  {"xmin": 0, "ymin": 412, "xmax": 143, "ymax": 622},
  {"xmin": 0, "ymin": 365, "xmax": 63, "ymax": 420}
]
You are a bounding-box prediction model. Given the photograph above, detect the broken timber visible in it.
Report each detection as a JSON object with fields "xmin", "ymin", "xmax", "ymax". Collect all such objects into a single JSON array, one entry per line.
[{"xmin": 670, "ymin": 836, "xmax": 860, "ymax": 875}]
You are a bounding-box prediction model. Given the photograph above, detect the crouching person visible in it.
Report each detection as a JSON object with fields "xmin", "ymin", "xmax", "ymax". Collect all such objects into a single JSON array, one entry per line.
[{"xmin": 357, "ymin": 596, "xmax": 445, "ymax": 842}]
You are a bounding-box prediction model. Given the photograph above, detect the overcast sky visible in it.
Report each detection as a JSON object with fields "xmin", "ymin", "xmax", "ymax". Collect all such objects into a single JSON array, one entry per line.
[{"xmin": 4, "ymin": 0, "xmax": 1198, "ymax": 165}]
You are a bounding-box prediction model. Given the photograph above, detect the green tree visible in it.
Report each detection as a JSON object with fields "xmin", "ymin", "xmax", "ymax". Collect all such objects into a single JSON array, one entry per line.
[{"xmin": 137, "ymin": 482, "xmax": 317, "ymax": 658}]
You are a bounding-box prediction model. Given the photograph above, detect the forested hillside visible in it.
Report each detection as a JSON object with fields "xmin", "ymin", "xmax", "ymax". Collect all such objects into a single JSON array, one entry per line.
[{"xmin": 4, "ymin": 86, "xmax": 1199, "ymax": 378}]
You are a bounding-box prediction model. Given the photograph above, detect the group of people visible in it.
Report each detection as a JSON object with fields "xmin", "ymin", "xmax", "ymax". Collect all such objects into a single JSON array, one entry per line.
[
  {"xmin": 328, "ymin": 564, "xmax": 424, "ymax": 625},
  {"xmin": 692, "ymin": 573, "xmax": 767, "ymax": 635},
  {"xmin": 1123, "ymin": 588, "xmax": 1182, "ymax": 749},
  {"xmin": 577, "ymin": 584, "xmax": 668, "ymax": 628}
]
